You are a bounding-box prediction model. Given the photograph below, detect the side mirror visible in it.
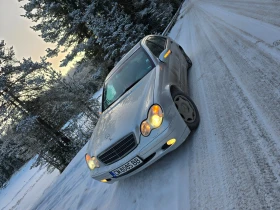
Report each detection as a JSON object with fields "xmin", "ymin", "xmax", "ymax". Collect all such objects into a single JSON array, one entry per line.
[{"xmin": 159, "ymin": 49, "xmax": 172, "ymax": 63}]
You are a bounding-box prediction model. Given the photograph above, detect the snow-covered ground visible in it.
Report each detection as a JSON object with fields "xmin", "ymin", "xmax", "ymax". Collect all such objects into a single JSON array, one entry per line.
[
  {"xmin": 4, "ymin": 0, "xmax": 280, "ymax": 209},
  {"xmin": 170, "ymin": 0, "xmax": 280, "ymax": 208},
  {"xmin": 0, "ymin": 157, "xmax": 60, "ymax": 210}
]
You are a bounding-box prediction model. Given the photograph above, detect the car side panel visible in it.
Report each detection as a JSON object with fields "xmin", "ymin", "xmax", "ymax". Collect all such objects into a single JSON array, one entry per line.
[
  {"xmin": 169, "ymin": 38, "xmax": 189, "ymax": 94},
  {"xmin": 165, "ymin": 38, "xmax": 182, "ymax": 90},
  {"xmin": 178, "ymin": 45, "xmax": 189, "ymax": 94}
]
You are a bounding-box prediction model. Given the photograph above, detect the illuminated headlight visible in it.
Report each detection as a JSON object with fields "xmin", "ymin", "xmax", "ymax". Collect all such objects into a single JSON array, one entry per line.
[
  {"xmin": 140, "ymin": 104, "xmax": 164, "ymax": 137},
  {"xmin": 85, "ymin": 154, "xmax": 100, "ymax": 170}
]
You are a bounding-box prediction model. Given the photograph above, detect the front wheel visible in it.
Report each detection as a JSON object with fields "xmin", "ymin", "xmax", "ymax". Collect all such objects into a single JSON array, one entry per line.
[{"xmin": 172, "ymin": 89, "xmax": 200, "ymax": 130}]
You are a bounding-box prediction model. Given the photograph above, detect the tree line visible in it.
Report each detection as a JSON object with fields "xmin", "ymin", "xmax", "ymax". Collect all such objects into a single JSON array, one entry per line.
[{"xmin": 0, "ymin": 0, "xmax": 181, "ymax": 187}]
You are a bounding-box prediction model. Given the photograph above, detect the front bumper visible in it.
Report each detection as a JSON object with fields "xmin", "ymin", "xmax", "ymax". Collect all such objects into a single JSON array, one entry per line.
[{"xmin": 90, "ymin": 102, "xmax": 191, "ymax": 183}]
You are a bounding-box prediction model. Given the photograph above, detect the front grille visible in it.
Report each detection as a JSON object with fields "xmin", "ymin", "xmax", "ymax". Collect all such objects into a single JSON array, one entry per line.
[{"xmin": 97, "ymin": 133, "xmax": 137, "ymax": 165}]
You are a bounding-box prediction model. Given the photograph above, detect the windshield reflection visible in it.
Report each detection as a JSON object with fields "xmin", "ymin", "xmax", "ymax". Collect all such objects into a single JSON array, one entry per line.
[{"xmin": 102, "ymin": 47, "xmax": 155, "ymax": 111}]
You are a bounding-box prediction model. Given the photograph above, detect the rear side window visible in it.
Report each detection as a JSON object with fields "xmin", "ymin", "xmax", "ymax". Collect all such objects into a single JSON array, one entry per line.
[{"xmin": 145, "ymin": 36, "xmax": 166, "ymax": 57}]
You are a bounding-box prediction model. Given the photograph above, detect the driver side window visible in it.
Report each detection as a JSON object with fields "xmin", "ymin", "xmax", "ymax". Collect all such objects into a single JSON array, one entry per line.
[{"xmin": 145, "ymin": 36, "xmax": 167, "ymax": 57}]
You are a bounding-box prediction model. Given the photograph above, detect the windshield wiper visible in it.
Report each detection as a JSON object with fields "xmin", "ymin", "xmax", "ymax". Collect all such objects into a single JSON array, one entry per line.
[
  {"xmin": 123, "ymin": 78, "xmax": 141, "ymax": 93},
  {"xmin": 116, "ymin": 79, "xmax": 142, "ymax": 101},
  {"xmin": 102, "ymin": 78, "xmax": 141, "ymax": 111}
]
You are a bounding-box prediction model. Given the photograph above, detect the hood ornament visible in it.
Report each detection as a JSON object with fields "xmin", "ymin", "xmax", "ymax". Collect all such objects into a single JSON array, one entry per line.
[{"xmin": 105, "ymin": 133, "xmax": 112, "ymax": 141}]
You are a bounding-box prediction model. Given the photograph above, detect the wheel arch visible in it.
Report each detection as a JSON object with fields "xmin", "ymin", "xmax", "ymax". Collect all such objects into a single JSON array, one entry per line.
[{"xmin": 169, "ymin": 85, "xmax": 184, "ymax": 97}]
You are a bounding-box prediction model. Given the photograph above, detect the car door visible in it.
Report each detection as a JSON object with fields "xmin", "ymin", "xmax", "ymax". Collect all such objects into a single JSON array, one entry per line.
[
  {"xmin": 169, "ymin": 40, "xmax": 184, "ymax": 89},
  {"xmin": 145, "ymin": 36, "xmax": 182, "ymax": 88}
]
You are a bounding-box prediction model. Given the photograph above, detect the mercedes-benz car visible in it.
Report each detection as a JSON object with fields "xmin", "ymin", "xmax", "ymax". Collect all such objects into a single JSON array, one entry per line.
[{"xmin": 85, "ymin": 35, "xmax": 200, "ymax": 183}]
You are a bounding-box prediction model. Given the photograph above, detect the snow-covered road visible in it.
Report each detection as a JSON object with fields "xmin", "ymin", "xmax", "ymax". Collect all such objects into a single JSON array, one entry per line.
[
  {"xmin": 171, "ymin": 0, "xmax": 280, "ymax": 208},
  {"xmin": 32, "ymin": 0, "xmax": 280, "ymax": 209}
]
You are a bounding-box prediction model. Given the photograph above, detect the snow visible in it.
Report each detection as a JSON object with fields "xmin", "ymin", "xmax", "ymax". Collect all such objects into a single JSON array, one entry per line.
[
  {"xmin": 198, "ymin": 2, "xmax": 280, "ymax": 49},
  {"xmin": 61, "ymin": 88, "xmax": 103, "ymax": 142},
  {"xmin": 3, "ymin": 0, "xmax": 280, "ymax": 209},
  {"xmin": 27, "ymin": 143, "xmax": 192, "ymax": 210},
  {"xmin": 0, "ymin": 157, "xmax": 59, "ymax": 210},
  {"xmin": 169, "ymin": 0, "xmax": 280, "ymax": 208}
]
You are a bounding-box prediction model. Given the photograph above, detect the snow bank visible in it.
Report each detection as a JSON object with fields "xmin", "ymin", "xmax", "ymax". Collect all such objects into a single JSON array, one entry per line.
[{"xmin": 0, "ymin": 157, "xmax": 59, "ymax": 210}]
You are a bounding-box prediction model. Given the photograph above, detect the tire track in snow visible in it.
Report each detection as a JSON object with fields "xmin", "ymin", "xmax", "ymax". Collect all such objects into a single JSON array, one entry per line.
[
  {"xmin": 195, "ymin": 2, "xmax": 280, "ymax": 178},
  {"xmin": 173, "ymin": 6, "xmax": 235, "ymax": 209},
  {"xmin": 201, "ymin": 0, "xmax": 280, "ymax": 27},
  {"xmin": 189, "ymin": 9, "xmax": 263, "ymax": 209},
  {"xmin": 197, "ymin": 2, "xmax": 280, "ymax": 50},
  {"xmin": 171, "ymin": 1, "xmax": 280, "ymax": 209},
  {"xmin": 193, "ymin": 5, "xmax": 280, "ymax": 208},
  {"xmin": 198, "ymin": 5, "xmax": 280, "ymax": 206}
]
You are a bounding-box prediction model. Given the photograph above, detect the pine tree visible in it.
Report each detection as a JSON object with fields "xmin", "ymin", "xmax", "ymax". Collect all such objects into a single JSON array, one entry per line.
[
  {"xmin": 20, "ymin": 0, "xmax": 177, "ymax": 77},
  {"xmin": 0, "ymin": 40, "xmax": 74, "ymax": 174}
]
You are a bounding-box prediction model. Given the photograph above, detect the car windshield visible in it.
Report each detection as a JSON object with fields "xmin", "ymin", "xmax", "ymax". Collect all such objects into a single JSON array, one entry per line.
[{"xmin": 102, "ymin": 47, "xmax": 155, "ymax": 111}]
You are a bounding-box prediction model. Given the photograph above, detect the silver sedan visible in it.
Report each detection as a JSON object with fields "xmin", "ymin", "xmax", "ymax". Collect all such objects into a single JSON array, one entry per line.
[{"xmin": 85, "ymin": 35, "xmax": 200, "ymax": 183}]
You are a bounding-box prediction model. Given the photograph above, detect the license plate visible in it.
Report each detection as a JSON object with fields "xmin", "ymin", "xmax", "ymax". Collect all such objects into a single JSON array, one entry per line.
[{"xmin": 110, "ymin": 157, "xmax": 143, "ymax": 177}]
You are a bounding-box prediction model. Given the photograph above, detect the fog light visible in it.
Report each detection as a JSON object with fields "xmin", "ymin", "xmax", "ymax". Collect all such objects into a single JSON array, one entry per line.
[
  {"xmin": 101, "ymin": 179, "xmax": 107, "ymax": 183},
  {"xmin": 167, "ymin": 138, "xmax": 176, "ymax": 146},
  {"xmin": 85, "ymin": 154, "xmax": 99, "ymax": 170}
]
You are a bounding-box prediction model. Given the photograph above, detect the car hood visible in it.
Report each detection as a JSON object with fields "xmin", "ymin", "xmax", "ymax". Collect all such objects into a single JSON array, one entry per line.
[{"xmin": 87, "ymin": 69, "xmax": 156, "ymax": 158}]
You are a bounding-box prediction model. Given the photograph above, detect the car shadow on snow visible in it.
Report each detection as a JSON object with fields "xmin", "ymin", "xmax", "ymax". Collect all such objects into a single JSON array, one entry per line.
[{"xmin": 110, "ymin": 131, "xmax": 198, "ymax": 206}]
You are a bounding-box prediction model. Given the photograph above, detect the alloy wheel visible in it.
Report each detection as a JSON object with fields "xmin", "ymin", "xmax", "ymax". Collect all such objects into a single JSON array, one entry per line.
[{"xmin": 174, "ymin": 95, "xmax": 196, "ymax": 123}]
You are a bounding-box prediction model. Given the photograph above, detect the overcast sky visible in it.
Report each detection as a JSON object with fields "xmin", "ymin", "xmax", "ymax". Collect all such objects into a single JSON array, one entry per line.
[{"xmin": 0, "ymin": 0, "xmax": 70, "ymax": 75}]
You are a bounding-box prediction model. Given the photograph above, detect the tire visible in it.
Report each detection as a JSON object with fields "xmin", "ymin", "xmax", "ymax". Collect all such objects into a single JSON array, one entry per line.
[
  {"xmin": 179, "ymin": 45, "xmax": 192, "ymax": 69},
  {"xmin": 171, "ymin": 88, "xmax": 200, "ymax": 130}
]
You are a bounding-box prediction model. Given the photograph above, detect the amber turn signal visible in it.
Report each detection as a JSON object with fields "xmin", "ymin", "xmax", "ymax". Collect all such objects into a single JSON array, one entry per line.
[{"xmin": 167, "ymin": 138, "xmax": 176, "ymax": 146}]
